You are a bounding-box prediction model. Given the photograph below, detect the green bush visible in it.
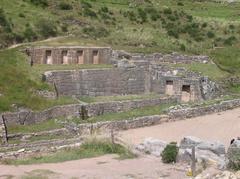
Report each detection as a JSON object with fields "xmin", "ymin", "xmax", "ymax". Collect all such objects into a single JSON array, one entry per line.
[
  {"xmin": 82, "ymin": 7, "xmax": 97, "ymax": 18},
  {"xmin": 163, "ymin": 8, "xmax": 172, "ymax": 15},
  {"xmin": 82, "ymin": 26, "xmax": 109, "ymax": 38},
  {"xmin": 207, "ymin": 31, "xmax": 215, "ymax": 38},
  {"xmin": 161, "ymin": 142, "xmax": 178, "ymax": 163},
  {"xmin": 36, "ymin": 18, "xmax": 58, "ymax": 38},
  {"xmin": 224, "ymin": 36, "xmax": 237, "ymax": 46},
  {"xmin": 180, "ymin": 44, "xmax": 186, "ymax": 51},
  {"xmin": 137, "ymin": 8, "xmax": 147, "ymax": 23},
  {"xmin": 30, "ymin": 0, "xmax": 48, "ymax": 8},
  {"xmin": 58, "ymin": 2, "xmax": 73, "ymax": 10},
  {"xmin": 0, "ymin": 8, "xmax": 12, "ymax": 32},
  {"xmin": 24, "ymin": 26, "xmax": 38, "ymax": 42}
]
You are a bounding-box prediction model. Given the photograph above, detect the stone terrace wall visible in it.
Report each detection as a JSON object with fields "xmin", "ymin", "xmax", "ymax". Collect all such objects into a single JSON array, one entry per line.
[
  {"xmin": 86, "ymin": 97, "xmax": 177, "ymax": 117},
  {"xmin": 169, "ymin": 99, "xmax": 240, "ymax": 120},
  {"xmin": 69, "ymin": 98, "xmax": 240, "ymax": 136},
  {"xmin": 112, "ymin": 50, "xmax": 210, "ymax": 64},
  {"xmin": 28, "ymin": 46, "xmax": 112, "ymax": 65},
  {"xmin": 3, "ymin": 97, "xmax": 177, "ymax": 125},
  {"xmin": 44, "ymin": 68, "xmax": 147, "ymax": 97},
  {"xmin": 76, "ymin": 115, "xmax": 169, "ymax": 135}
]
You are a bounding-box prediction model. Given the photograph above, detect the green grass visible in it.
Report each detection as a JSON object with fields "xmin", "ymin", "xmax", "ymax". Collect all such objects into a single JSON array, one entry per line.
[
  {"xmin": 83, "ymin": 103, "xmax": 175, "ymax": 123},
  {"xmin": 78, "ymin": 93, "xmax": 165, "ymax": 103},
  {"xmin": 172, "ymin": 62, "xmax": 230, "ymax": 81},
  {"xmin": 211, "ymin": 47, "xmax": 240, "ymax": 74},
  {"xmin": 2, "ymin": 138, "xmax": 136, "ymax": 165},
  {"xmin": 7, "ymin": 119, "xmax": 64, "ymax": 134},
  {"xmin": 7, "ymin": 103, "xmax": 174, "ymax": 135}
]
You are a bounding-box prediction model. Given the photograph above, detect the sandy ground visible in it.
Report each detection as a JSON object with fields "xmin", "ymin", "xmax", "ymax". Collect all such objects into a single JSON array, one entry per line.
[
  {"xmin": 0, "ymin": 155, "xmax": 187, "ymax": 179},
  {"xmin": 1, "ymin": 108, "xmax": 240, "ymax": 179},
  {"xmin": 120, "ymin": 107, "xmax": 240, "ymax": 146}
]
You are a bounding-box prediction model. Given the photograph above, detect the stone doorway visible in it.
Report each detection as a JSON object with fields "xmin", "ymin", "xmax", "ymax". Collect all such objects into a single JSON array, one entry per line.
[
  {"xmin": 45, "ymin": 50, "xmax": 52, "ymax": 64},
  {"xmin": 77, "ymin": 50, "xmax": 84, "ymax": 64},
  {"xmin": 93, "ymin": 50, "xmax": 99, "ymax": 64},
  {"xmin": 62, "ymin": 50, "xmax": 68, "ymax": 64},
  {"xmin": 181, "ymin": 85, "xmax": 191, "ymax": 102},
  {"xmin": 165, "ymin": 80, "xmax": 174, "ymax": 96}
]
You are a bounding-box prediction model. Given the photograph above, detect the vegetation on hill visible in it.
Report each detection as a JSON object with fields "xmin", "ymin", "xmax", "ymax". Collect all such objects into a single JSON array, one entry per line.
[{"xmin": 0, "ymin": 0, "xmax": 239, "ymax": 112}]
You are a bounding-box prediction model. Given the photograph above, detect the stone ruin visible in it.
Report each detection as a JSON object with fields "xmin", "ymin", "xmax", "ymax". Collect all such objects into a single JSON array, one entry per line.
[
  {"xmin": 26, "ymin": 46, "xmax": 112, "ymax": 65},
  {"xmin": 0, "ymin": 46, "xmax": 220, "ymax": 147},
  {"xmin": 28, "ymin": 46, "xmax": 217, "ymax": 102}
]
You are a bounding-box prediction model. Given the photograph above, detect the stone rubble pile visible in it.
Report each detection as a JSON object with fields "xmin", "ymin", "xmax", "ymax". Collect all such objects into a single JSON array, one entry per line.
[{"xmin": 135, "ymin": 136, "xmax": 240, "ymax": 173}]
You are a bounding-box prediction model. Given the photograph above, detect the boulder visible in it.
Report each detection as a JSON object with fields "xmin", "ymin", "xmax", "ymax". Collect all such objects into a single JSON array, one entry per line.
[
  {"xmin": 180, "ymin": 136, "xmax": 225, "ymax": 156},
  {"xmin": 136, "ymin": 138, "xmax": 167, "ymax": 157},
  {"xmin": 178, "ymin": 148, "xmax": 226, "ymax": 170},
  {"xmin": 180, "ymin": 136, "xmax": 202, "ymax": 148},
  {"xmin": 227, "ymin": 139, "xmax": 240, "ymax": 169},
  {"xmin": 197, "ymin": 141, "xmax": 225, "ymax": 156}
]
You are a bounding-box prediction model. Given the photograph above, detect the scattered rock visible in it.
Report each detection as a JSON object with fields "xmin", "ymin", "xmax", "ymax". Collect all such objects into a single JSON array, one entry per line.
[
  {"xmin": 136, "ymin": 138, "xmax": 167, "ymax": 157},
  {"xmin": 180, "ymin": 136, "xmax": 202, "ymax": 148},
  {"xmin": 227, "ymin": 139, "xmax": 240, "ymax": 169},
  {"xmin": 197, "ymin": 141, "xmax": 225, "ymax": 156}
]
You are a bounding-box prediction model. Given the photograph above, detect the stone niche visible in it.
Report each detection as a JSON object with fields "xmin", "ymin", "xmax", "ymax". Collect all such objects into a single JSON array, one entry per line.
[
  {"xmin": 45, "ymin": 50, "xmax": 52, "ymax": 64},
  {"xmin": 28, "ymin": 46, "xmax": 112, "ymax": 65},
  {"xmin": 165, "ymin": 80, "xmax": 174, "ymax": 96},
  {"xmin": 181, "ymin": 85, "xmax": 191, "ymax": 102}
]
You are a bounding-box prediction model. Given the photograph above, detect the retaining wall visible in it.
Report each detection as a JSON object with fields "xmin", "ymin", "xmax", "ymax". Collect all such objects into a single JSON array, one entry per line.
[
  {"xmin": 169, "ymin": 99, "xmax": 240, "ymax": 120},
  {"xmin": 3, "ymin": 97, "xmax": 176, "ymax": 125}
]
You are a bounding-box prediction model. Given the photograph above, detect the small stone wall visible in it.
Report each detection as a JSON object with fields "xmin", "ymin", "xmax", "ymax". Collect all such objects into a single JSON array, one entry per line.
[
  {"xmin": 86, "ymin": 97, "xmax": 177, "ymax": 117},
  {"xmin": 112, "ymin": 50, "xmax": 210, "ymax": 64},
  {"xmin": 169, "ymin": 99, "xmax": 240, "ymax": 120},
  {"xmin": 3, "ymin": 97, "xmax": 177, "ymax": 125},
  {"xmin": 27, "ymin": 46, "xmax": 112, "ymax": 65},
  {"xmin": 0, "ymin": 114, "xmax": 7, "ymax": 144},
  {"xmin": 76, "ymin": 115, "xmax": 169, "ymax": 135}
]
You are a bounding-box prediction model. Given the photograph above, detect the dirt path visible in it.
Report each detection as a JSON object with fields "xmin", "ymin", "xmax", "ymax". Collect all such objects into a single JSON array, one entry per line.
[
  {"xmin": 1, "ymin": 108, "xmax": 240, "ymax": 178},
  {"xmin": 0, "ymin": 155, "xmax": 187, "ymax": 179},
  {"xmin": 120, "ymin": 107, "xmax": 240, "ymax": 146}
]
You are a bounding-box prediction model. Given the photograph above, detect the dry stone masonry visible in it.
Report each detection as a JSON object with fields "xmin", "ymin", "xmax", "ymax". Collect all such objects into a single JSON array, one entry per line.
[{"xmin": 27, "ymin": 46, "xmax": 112, "ymax": 65}]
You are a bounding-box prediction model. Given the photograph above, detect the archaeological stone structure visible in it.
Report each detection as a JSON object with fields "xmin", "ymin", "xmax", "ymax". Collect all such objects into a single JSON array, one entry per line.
[
  {"xmin": 1, "ymin": 45, "xmax": 238, "ymax": 161},
  {"xmin": 26, "ymin": 46, "xmax": 112, "ymax": 65},
  {"xmin": 38, "ymin": 46, "xmax": 216, "ymax": 103}
]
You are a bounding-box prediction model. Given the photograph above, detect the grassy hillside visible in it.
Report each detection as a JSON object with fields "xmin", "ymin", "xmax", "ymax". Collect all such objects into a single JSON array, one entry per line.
[{"xmin": 0, "ymin": 0, "xmax": 239, "ymax": 112}]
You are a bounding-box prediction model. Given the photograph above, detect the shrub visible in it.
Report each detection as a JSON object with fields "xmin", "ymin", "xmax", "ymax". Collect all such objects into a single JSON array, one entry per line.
[
  {"xmin": 167, "ymin": 29, "xmax": 179, "ymax": 38},
  {"xmin": 100, "ymin": 6, "xmax": 109, "ymax": 13},
  {"xmin": 229, "ymin": 24, "xmax": 235, "ymax": 30},
  {"xmin": 81, "ymin": 1, "xmax": 92, "ymax": 9},
  {"xmin": 36, "ymin": 18, "xmax": 57, "ymax": 38},
  {"xmin": 163, "ymin": 8, "xmax": 172, "ymax": 15},
  {"xmin": 202, "ymin": 22, "xmax": 208, "ymax": 28},
  {"xmin": 0, "ymin": 8, "xmax": 11, "ymax": 32},
  {"xmin": 82, "ymin": 26, "xmax": 109, "ymax": 38},
  {"xmin": 180, "ymin": 44, "xmax": 186, "ymax": 51},
  {"xmin": 24, "ymin": 26, "xmax": 38, "ymax": 41},
  {"xmin": 161, "ymin": 142, "xmax": 178, "ymax": 163},
  {"xmin": 224, "ymin": 36, "xmax": 237, "ymax": 46},
  {"xmin": 58, "ymin": 2, "xmax": 73, "ymax": 10},
  {"xmin": 30, "ymin": 0, "xmax": 48, "ymax": 8},
  {"xmin": 82, "ymin": 7, "xmax": 97, "ymax": 18},
  {"xmin": 18, "ymin": 13, "xmax": 25, "ymax": 18},
  {"xmin": 207, "ymin": 31, "xmax": 215, "ymax": 38},
  {"xmin": 177, "ymin": 2, "xmax": 184, "ymax": 6},
  {"xmin": 138, "ymin": 8, "xmax": 147, "ymax": 23}
]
